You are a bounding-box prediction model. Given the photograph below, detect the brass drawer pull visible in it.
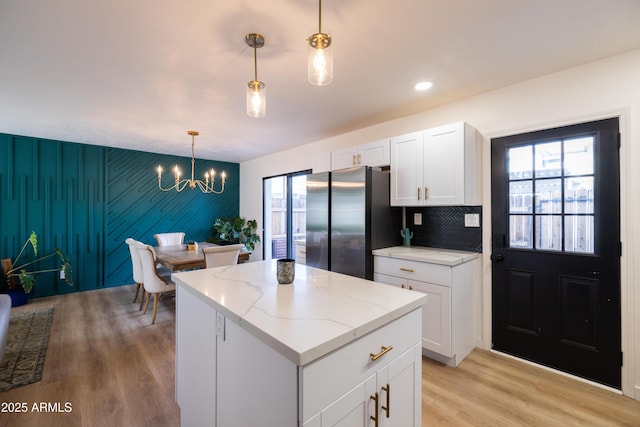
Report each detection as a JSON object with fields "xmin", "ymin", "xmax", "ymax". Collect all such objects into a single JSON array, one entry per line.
[
  {"xmin": 381, "ymin": 384, "xmax": 390, "ymax": 417},
  {"xmin": 370, "ymin": 392, "xmax": 379, "ymax": 426},
  {"xmin": 399, "ymin": 267, "xmax": 414, "ymax": 273},
  {"xmin": 370, "ymin": 345, "xmax": 393, "ymax": 361},
  {"xmin": 417, "ymin": 186, "xmax": 421, "ymax": 200}
]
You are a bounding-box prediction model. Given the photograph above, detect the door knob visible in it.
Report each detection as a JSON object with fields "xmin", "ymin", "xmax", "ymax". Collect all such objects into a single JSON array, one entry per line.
[{"xmin": 491, "ymin": 254, "xmax": 504, "ymax": 263}]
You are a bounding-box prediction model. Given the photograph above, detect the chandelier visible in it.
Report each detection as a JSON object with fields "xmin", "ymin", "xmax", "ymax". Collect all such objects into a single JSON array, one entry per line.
[{"xmin": 156, "ymin": 131, "xmax": 226, "ymax": 194}]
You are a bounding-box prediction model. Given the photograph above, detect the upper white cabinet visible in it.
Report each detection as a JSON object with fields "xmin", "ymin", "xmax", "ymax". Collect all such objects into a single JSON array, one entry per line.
[
  {"xmin": 312, "ymin": 152, "xmax": 332, "ymax": 173},
  {"xmin": 331, "ymin": 139, "xmax": 390, "ymax": 170},
  {"xmin": 390, "ymin": 122, "xmax": 481, "ymax": 206}
]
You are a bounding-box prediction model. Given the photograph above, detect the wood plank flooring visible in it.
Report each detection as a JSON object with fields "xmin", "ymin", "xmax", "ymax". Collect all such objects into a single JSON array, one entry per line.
[{"xmin": 1, "ymin": 285, "xmax": 639, "ymax": 426}]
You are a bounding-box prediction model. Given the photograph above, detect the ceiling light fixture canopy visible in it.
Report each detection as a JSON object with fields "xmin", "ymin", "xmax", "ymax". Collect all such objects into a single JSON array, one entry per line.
[
  {"xmin": 307, "ymin": 0, "xmax": 333, "ymax": 86},
  {"xmin": 246, "ymin": 33, "xmax": 266, "ymax": 118},
  {"xmin": 156, "ymin": 131, "xmax": 226, "ymax": 194}
]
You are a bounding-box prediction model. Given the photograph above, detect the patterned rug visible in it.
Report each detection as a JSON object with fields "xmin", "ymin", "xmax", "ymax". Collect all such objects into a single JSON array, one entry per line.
[{"xmin": 0, "ymin": 308, "xmax": 53, "ymax": 392}]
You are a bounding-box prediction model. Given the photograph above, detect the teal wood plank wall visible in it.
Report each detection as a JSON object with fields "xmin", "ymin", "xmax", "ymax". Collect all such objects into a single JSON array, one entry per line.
[{"xmin": 0, "ymin": 133, "xmax": 239, "ymax": 297}]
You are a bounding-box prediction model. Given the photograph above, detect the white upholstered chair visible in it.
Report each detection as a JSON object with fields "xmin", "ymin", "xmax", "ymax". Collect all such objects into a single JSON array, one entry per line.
[
  {"xmin": 203, "ymin": 244, "xmax": 243, "ymax": 268},
  {"xmin": 126, "ymin": 238, "xmax": 171, "ymax": 310},
  {"xmin": 154, "ymin": 232, "xmax": 185, "ymax": 247},
  {"xmin": 134, "ymin": 241, "xmax": 176, "ymax": 324}
]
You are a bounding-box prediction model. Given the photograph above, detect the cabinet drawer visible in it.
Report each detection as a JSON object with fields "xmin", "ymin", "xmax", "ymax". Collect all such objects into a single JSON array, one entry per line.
[
  {"xmin": 300, "ymin": 308, "xmax": 421, "ymax": 422},
  {"xmin": 374, "ymin": 256, "xmax": 451, "ymax": 286}
]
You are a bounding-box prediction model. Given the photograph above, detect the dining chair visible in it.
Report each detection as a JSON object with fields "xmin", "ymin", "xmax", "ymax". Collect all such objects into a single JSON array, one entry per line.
[
  {"xmin": 202, "ymin": 244, "xmax": 244, "ymax": 268},
  {"xmin": 154, "ymin": 232, "xmax": 185, "ymax": 247},
  {"xmin": 134, "ymin": 242, "xmax": 176, "ymax": 324},
  {"xmin": 126, "ymin": 238, "xmax": 172, "ymax": 310}
]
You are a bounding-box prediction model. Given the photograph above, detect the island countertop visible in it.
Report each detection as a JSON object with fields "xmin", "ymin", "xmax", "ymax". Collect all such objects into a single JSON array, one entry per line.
[{"xmin": 172, "ymin": 260, "xmax": 426, "ymax": 366}]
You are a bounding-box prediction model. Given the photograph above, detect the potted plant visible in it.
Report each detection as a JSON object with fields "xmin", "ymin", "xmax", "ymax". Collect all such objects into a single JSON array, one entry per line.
[
  {"xmin": 208, "ymin": 216, "xmax": 261, "ymax": 251},
  {"xmin": 1, "ymin": 231, "xmax": 73, "ymax": 306}
]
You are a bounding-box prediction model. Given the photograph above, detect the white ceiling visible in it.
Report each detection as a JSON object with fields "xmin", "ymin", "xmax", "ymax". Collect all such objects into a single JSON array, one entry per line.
[{"xmin": 1, "ymin": 0, "xmax": 639, "ymax": 163}]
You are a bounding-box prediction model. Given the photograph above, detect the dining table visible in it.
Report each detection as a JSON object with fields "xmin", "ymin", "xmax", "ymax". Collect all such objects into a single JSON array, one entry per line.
[{"xmin": 154, "ymin": 242, "xmax": 250, "ymax": 271}]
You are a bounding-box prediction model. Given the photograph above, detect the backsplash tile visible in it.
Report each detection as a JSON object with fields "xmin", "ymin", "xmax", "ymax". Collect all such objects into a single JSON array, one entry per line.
[{"xmin": 405, "ymin": 206, "xmax": 482, "ymax": 252}]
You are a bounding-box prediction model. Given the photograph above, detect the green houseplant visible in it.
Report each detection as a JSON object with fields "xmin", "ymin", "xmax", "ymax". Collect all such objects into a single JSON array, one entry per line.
[
  {"xmin": 2, "ymin": 231, "xmax": 73, "ymax": 293},
  {"xmin": 209, "ymin": 217, "xmax": 261, "ymax": 251}
]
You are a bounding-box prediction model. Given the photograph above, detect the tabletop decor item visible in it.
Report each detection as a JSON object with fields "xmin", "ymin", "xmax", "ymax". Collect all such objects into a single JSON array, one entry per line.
[
  {"xmin": 277, "ymin": 259, "xmax": 295, "ymax": 284},
  {"xmin": 401, "ymin": 227, "xmax": 413, "ymax": 247},
  {"xmin": 186, "ymin": 241, "xmax": 198, "ymax": 251}
]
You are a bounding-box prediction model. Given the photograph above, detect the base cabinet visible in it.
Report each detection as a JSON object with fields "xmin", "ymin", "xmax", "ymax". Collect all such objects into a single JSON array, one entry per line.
[
  {"xmin": 177, "ymin": 284, "xmax": 423, "ymax": 426},
  {"xmin": 374, "ymin": 255, "xmax": 476, "ymax": 367}
]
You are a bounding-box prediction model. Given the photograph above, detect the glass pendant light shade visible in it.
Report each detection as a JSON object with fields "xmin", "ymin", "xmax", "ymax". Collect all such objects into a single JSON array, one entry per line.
[
  {"xmin": 246, "ymin": 80, "xmax": 266, "ymax": 118},
  {"xmin": 308, "ymin": 33, "xmax": 333, "ymax": 86}
]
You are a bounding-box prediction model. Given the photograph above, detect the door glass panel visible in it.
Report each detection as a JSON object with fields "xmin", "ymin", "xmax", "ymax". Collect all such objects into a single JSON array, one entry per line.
[
  {"xmin": 565, "ymin": 216, "xmax": 594, "ymax": 253},
  {"xmin": 535, "ymin": 215, "xmax": 562, "ymax": 251},
  {"xmin": 535, "ymin": 178, "xmax": 561, "ymax": 213},
  {"xmin": 509, "ymin": 181, "xmax": 532, "ymax": 213},
  {"xmin": 564, "ymin": 137, "xmax": 594, "ymax": 176},
  {"xmin": 535, "ymin": 141, "xmax": 562, "ymax": 178},
  {"xmin": 508, "ymin": 146, "xmax": 533, "ymax": 179},
  {"xmin": 509, "ymin": 215, "xmax": 532, "ymax": 249},
  {"xmin": 263, "ymin": 176, "xmax": 287, "ymax": 260},
  {"xmin": 291, "ymin": 175, "xmax": 307, "ymax": 249},
  {"xmin": 565, "ymin": 177, "xmax": 594, "ymax": 213}
]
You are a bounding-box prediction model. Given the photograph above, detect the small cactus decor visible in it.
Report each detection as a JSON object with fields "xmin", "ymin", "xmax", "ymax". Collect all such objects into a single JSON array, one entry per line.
[{"xmin": 400, "ymin": 228, "xmax": 413, "ymax": 247}]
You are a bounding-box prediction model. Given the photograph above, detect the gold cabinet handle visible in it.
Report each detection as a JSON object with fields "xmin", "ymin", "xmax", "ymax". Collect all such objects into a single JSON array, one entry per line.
[
  {"xmin": 417, "ymin": 186, "xmax": 421, "ymax": 200},
  {"xmin": 424, "ymin": 186, "xmax": 429, "ymax": 200},
  {"xmin": 381, "ymin": 384, "xmax": 390, "ymax": 418},
  {"xmin": 399, "ymin": 267, "xmax": 414, "ymax": 273},
  {"xmin": 370, "ymin": 392, "xmax": 379, "ymax": 426},
  {"xmin": 352, "ymin": 154, "xmax": 357, "ymax": 165},
  {"xmin": 370, "ymin": 345, "xmax": 393, "ymax": 361},
  {"xmin": 357, "ymin": 153, "xmax": 362, "ymax": 164}
]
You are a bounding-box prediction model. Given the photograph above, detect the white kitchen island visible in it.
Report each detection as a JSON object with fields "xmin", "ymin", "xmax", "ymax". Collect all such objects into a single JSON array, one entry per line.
[{"xmin": 173, "ymin": 260, "xmax": 426, "ymax": 426}]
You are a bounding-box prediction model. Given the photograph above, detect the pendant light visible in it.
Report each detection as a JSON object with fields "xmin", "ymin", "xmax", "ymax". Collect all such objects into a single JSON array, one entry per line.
[
  {"xmin": 307, "ymin": 0, "xmax": 333, "ymax": 86},
  {"xmin": 246, "ymin": 33, "xmax": 266, "ymax": 118}
]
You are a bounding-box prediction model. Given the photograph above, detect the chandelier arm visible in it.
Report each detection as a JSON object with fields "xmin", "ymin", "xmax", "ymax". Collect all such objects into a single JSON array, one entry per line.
[{"xmin": 318, "ymin": 0, "xmax": 322, "ymax": 33}]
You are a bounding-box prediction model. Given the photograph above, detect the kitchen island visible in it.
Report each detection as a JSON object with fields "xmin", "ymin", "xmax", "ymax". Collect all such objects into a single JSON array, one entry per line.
[{"xmin": 173, "ymin": 260, "xmax": 426, "ymax": 426}]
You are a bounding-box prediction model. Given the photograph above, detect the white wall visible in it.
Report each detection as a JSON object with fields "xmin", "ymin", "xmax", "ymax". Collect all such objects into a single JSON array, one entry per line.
[{"xmin": 240, "ymin": 49, "xmax": 640, "ymax": 399}]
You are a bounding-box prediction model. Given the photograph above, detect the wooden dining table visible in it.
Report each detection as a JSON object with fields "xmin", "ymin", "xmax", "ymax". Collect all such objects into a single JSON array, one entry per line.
[{"xmin": 154, "ymin": 242, "xmax": 250, "ymax": 271}]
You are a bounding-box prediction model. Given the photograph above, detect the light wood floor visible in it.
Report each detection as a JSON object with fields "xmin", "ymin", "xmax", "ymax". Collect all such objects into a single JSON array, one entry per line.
[{"xmin": 2, "ymin": 285, "xmax": 639, "ymax": 426}]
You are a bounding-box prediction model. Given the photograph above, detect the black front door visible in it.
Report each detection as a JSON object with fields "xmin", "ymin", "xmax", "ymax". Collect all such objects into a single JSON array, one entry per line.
[{"xmin": 491, "ymin": 118, "xmax": 621, "ymax": 388}]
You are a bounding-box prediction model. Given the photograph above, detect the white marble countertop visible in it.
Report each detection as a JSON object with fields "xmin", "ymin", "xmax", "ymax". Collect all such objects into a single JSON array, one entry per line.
[
  {"xmin": 172, "ymin": 260, "xmax": 425, "ymax": 366},
  {"xmin": 372, "ymin": 246, "xmax": 479, "ymax": 266}
]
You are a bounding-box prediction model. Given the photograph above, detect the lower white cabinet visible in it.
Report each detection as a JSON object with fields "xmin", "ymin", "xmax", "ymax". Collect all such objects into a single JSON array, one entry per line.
[
  {"xmin": 177, "ymin": 284, "xmax": 423, "ymax": 426},
  {"xmin": 374, "ymin": 255, "xmax": 476, "ymax": 367}
]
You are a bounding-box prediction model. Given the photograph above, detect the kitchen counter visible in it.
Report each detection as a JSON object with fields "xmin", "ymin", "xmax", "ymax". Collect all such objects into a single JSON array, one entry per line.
[
  {"xmin": 174, "ymin": 260, "xmax": 426, "ymax": 426},
  {"xmin": 173, "ymin": 259, "xmax": 426, "ymax": 366},
  {"xmin": 372, "ymin": 245, "xmax": 478, "ymax": 266}
]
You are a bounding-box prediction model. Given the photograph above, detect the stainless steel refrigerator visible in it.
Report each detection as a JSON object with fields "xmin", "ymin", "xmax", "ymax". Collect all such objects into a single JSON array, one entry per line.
[{"xmin": 306, "ymin": 166, "xmax": 401, "ymax": 280}]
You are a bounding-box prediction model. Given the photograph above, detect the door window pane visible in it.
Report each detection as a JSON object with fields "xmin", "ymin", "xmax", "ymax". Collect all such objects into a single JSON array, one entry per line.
[
  {"xmin": 509, "ymin": 215, "xmax": 532, "ymax": 249},
  {"xmin": 564, "ymin": 137, "xmax": 594, "ymax": 176},
  {"xmin": 291, "ymin": 175, "xmax": 307, "ymax": 247},
  {"xmin": 535, "ymin": 141, "xmax": 562, "ymax": 178},
  {"xmin": 565, "ymin": 177, "xmax": 594, "ymax": 213},
  {"xmin": 565, "ymin": 216, "xmax": 594, "ymax": 253},
  {"xmin": 508, "ymin": 146, "xmax": 533, "ymax": 179},
  {"xmin": 509, "ymin": 181, "xmax": 532, "ymax": 213},
  {"xmin": 535, "ymin": 178, "xmax": 562, "ymax": 213},
  {"xmin": 535, "ymin": 215, "xmax": 562, "ymax": 251}
]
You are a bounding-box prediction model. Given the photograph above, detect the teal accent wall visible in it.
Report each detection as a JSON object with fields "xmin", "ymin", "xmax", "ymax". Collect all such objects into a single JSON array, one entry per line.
[{"xmin": 0, "ymin": 133, "xmax": 239, "ymax": 297}]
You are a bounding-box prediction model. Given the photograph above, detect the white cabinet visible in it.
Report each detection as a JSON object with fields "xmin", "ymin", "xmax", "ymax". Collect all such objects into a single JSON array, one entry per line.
[
  {"xmin": 331, "ymin": 139, "xmax": 390, "ymax": 170},
  {"xmin": 302, "ymin": 309, "xmax": 422, "ymax": 426},
  {"xmin": 312, "ymin": 152, "xmax": 332, "ymax": 173},
  {"xmin": 177, "ymin": 283, "xmax": 423, "ymax": 426},
  {"xmin": 390, "ymin": 122, "xmax": 481, "ymax": 206},
  {"xmin": 374, "ymin": 255, "xmax": 476, "ymax": 367}
]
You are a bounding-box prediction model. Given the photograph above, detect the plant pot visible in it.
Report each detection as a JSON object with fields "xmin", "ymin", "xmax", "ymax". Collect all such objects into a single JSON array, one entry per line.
[{"xmin": 6, "ymin": 289, "xmax": 28, "ymax": 307}]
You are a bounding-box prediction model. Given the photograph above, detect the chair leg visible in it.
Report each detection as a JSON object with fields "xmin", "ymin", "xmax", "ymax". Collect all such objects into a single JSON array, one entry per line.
[
  {"xmin": 143, "ymin": 292, "xmax": 151, "ymax": 314},
  {"xmin": 139, "ymin": 289, "xmax": 146, "ymax": 311},
  {"xmin": 132, "ymin": 283, "xmax": 140, "ymax": 303},
  {"xmin": 152, "ymin": 293, "xmax": 159, "ymax": 325}
]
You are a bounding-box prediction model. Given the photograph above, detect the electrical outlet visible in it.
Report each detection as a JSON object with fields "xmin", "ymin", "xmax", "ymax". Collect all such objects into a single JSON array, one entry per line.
[
  {"xmin": 216, "ymin": 312, "xmax": 225, "ymax": 340},
  {"xmin": 59, "ymin": 270, "xmax": 65, "ymax": 280},
  {"xmin": 464, "ymin": 213, "xmax": 480, "ymax": 227},
  {"xmin": 413, "ymin": 213, "xmax": 422, "ymax": 226}
]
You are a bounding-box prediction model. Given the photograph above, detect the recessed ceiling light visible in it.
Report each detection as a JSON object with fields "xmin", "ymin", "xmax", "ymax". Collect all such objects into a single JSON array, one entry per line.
[{"xmin": 414, "ymin": 81, "xmax": 433, "ymax": 91}]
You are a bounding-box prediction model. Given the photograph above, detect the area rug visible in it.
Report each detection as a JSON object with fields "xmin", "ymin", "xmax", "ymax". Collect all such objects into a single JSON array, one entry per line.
[{"xmin": 0, "ymin": 308, "xmax": 53, "ymax": 392}]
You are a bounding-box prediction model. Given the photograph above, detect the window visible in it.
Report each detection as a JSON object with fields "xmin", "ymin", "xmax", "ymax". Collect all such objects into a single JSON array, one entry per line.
[
  {"xmin": 507, "ymin": 136, "xmax": 594, "ymax": 253},
  {"xmin": 263, "ymin": 171, "xmax": 309, "ymax": 260}
]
